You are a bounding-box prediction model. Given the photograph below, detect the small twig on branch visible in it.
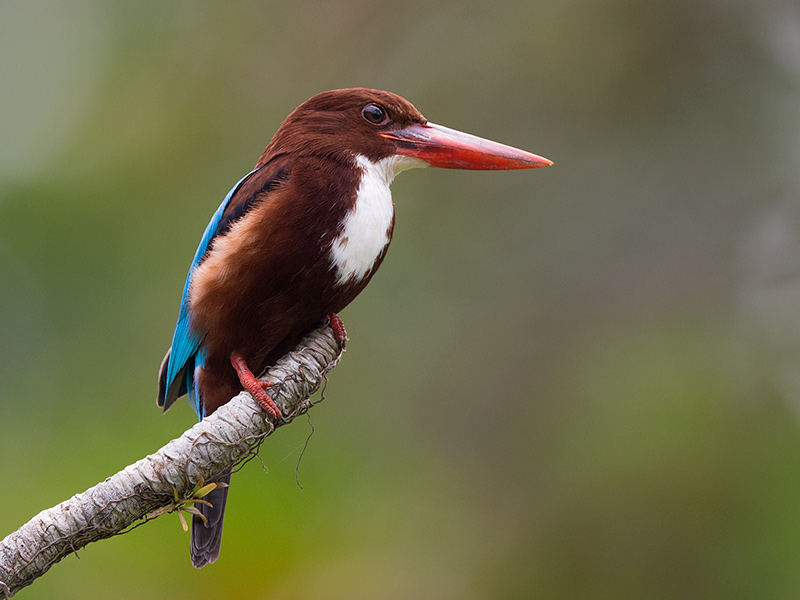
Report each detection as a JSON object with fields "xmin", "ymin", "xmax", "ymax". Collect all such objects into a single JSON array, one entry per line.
[{"xmin": 0, "ymin": 326, "xmax": 343, "ymax": 598}]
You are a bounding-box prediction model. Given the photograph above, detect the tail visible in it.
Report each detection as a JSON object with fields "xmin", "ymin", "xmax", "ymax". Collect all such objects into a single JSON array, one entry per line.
[{"xmin": 190, "ymin": 472, "xmax": 231, "ymax": 568}]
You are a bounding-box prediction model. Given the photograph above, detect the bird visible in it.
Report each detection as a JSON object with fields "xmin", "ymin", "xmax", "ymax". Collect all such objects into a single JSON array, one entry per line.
[{"xmin": 156, "ymin": 88, "xmax": 551, "ymax": 568}]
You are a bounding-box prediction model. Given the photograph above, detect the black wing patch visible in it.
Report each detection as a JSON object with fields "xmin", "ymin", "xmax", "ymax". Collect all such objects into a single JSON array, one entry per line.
[{"xmin": 211, "ymin": 157, "xmax": 292, "ymax": 243}]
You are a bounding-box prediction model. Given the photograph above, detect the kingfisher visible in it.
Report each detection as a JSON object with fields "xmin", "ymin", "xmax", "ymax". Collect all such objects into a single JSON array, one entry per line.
[{"xmin": 156, "ymin": 88, "xmax": 551, "ymax": 567}]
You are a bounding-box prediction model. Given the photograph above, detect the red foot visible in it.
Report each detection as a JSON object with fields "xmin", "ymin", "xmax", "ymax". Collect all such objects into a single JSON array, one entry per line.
[
  {"xmin": 230, "ymin": 353, "xmax": 282, "ymax": 421},
  {"xmin": 326, "ymin": 312, "xmax": 348, "ymax": 349}
]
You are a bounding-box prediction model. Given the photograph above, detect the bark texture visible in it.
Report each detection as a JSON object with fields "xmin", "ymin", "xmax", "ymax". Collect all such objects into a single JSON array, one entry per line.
[{"xmin": 0, "ymin": 326, "xmax": 342, "ymax": 598}]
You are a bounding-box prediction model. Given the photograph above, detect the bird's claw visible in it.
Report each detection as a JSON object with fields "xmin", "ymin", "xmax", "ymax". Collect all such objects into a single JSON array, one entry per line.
[
  {"xmin": 325, "ymin": 312, "xmax": 348, "ymax": 349},
  {"xmin": 250, "ymin": 382, "xmax": 284, "ymax": 422},
  {"xmin": 230, "ymin": 353, "xmax": 284, "ymax": 422}
]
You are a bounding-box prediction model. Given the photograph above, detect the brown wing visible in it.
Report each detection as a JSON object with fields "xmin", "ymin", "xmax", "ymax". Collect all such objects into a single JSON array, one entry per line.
[
  {"xmin": 157, "ymin": 154, "xmax": 294, "ymax": 412},
  {"xmin": 206, "ymin": 155, "xmax": 293, "ymax": 256}
]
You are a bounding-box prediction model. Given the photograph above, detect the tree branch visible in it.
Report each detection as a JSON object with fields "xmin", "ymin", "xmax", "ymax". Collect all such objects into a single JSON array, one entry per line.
[{"xmin": 0, "ymin": 326, "xmax": 343, "ymax": 598}]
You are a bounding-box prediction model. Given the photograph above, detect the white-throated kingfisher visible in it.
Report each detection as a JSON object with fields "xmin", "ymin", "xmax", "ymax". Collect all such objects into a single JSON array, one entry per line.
[{"xmin": 156, "ymin": 88, "xmax": 551, "ymax": 567}]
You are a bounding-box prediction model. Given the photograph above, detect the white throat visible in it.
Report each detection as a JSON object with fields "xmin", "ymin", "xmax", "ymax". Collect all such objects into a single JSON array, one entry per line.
[{"xmin": 330, "ymin": 154, "xmax": 426, "ymax": 285}]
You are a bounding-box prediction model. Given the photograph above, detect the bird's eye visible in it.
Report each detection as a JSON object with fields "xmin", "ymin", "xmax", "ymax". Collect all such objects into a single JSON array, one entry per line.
[{"xmin": 362, "ymin": 104, "xmax": 387, "ymax": 125}]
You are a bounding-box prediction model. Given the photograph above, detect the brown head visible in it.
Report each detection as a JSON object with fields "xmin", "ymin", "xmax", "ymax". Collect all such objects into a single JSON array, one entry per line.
[{"xmin": 257, "ymin": 87, "xmax": 552, "ymax": 170}]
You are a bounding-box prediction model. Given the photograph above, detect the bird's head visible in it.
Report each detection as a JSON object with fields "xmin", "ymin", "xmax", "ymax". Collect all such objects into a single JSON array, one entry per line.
[{"xmin": 258, "ymin": 88, "xmax": 552, "ymax": 174}]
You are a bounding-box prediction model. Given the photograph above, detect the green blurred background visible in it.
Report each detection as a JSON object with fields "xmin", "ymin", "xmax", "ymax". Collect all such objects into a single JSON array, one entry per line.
[{"xmin": 3, "ymin": 0, "xmax": 800, "ymax": 597}]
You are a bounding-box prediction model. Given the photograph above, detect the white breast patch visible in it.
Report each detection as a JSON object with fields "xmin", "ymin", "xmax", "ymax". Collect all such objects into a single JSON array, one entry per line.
[{"xmin": 330, "ymin": 153, "xmax": 426, "ymax": 285}]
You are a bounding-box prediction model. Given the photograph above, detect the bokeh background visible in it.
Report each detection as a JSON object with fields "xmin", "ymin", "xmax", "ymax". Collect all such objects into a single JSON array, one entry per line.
[{"xmin": 3, "ymin": 0, "xmax": 800, "ymax": 597}]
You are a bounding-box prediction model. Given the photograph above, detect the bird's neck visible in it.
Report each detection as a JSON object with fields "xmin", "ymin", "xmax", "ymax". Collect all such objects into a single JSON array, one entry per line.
[
  {"xmin": 329, "ymin": 154, "xmax": 400, "ymax": 285},
  {"xmin": 328, "ymin": 153, "xmax": 426, "ymax": 286}
]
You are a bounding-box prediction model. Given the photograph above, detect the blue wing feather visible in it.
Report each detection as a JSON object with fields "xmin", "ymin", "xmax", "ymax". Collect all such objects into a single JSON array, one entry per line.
[{"xmin": 164, "ymin": 168, "xmax": 260, "ymax": 418}]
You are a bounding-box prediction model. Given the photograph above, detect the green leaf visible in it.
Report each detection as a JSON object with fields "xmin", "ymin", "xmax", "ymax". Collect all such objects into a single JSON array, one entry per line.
[
  {"xmin": 193, "ymin": 483, "xmax": 218, "ymax": 499},
  {"xmin": 177, "ymin": 510, "xmax": 188, "ymax": 532},
  {"xmin": 190, "ymin": 498, "xmax": 214, "ymax": 508},
  {"xmin": 183, "ymin": 506, "xmax": 204, "ymax": 518}
]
